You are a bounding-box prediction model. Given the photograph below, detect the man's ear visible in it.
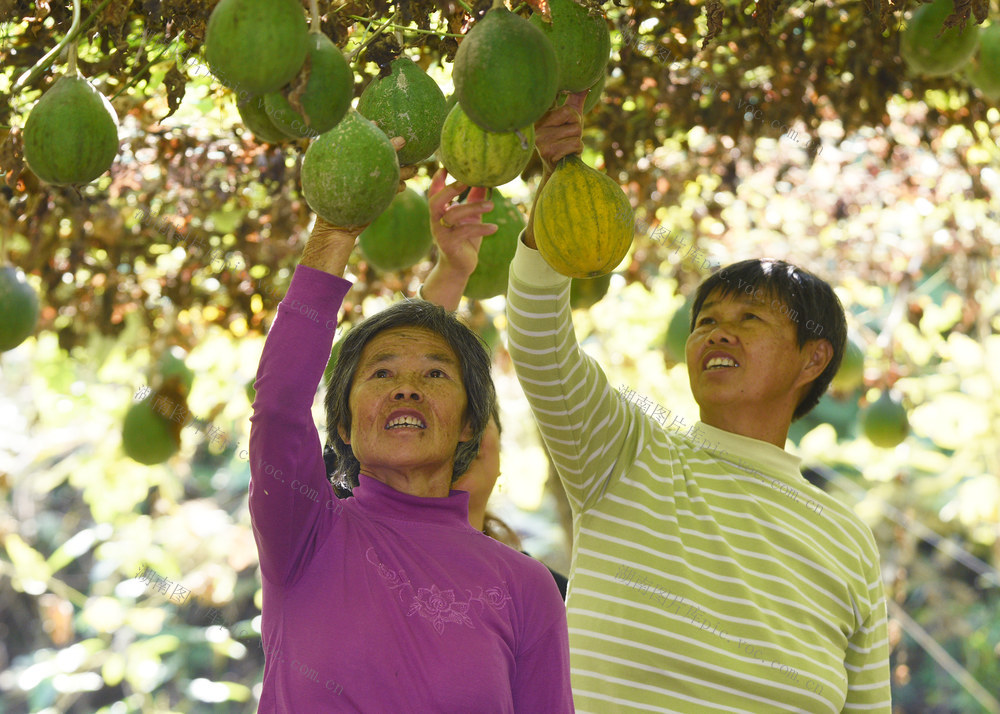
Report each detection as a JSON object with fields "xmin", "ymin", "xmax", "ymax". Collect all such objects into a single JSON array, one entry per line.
[
  {"xmin": 799, "ymin": 338, "xmax": 834, "ymax": 387},
  {"xmin": 338, "ymin": 423, "xmax": 350, "ymax": 445}
]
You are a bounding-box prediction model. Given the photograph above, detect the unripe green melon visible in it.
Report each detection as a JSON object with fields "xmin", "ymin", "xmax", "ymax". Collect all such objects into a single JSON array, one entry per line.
[
  {"xmin": 966, "ymin": 24, "xmax": 1000, "ymax": 100},
  {"xmin": 664, "ymin": 296, "xmax": 693, "ymax": 363},
  {"xmin": 246, "ymin": 378, "xmax": 257, "ymax": 404},
  {"xmin": 0, "ymin": 266, "xmax": 40, "ymax": 352},
  {"xmin": 453, "ymin": 7, "xmax": 559, "ymax": 132},
  {"xmin": 263, "ymin": 32, "xmax": 354, "ymax": 139},
  {"xmin": 155, "ymin": 347, "xmax": 195, "ymax": 395},
  {"xmin": 556, "ymin": 71, "xmax": 606, "ymax": 114},
  {"xmin": 323, "ymin": 336, "xmax": 345, "ymax": 385},
  {"xmin": 122, "ymin": 399, "xmax": 180, "ymax": 465},
  {"xmin": 830, "ymin": 338, "xmax": 865, "ymax": 392},
  {"xmin": 463, "ymin": 192, "xmax": 525, "ymax": 300},
  {"xmin": 237, "ymin": 95, "xmax": 290, "ymax": 143},
  {"xmin": 570, "ymin": 272, "xmax": 612, "ymax": 310},
  {"xmin": 205, "ymin": 0, "xmax": 308, "ymax": 95},
  {"xmin": 530, "ymin": 0, "xmax": 610, "ymax": 92},
  {"xmin": 358, "ymin": 188, "xmax": 433, "ymax": 272},
  {"xmin": 861, "ymin": 390, "xmax": 910, "ymax": 448},
  {"xmin": 901, "ymin": 0, "xmax": 980, "ymax": 76},
  {"xmin": 438, "ymin": 103, "xmax": 534, "ymax": 188},
  {"xmin": 301, "ymin": 111, "xmax": 401, "ymax": 228},
  {"xmin": 357, "ymin": 57, "xmax": 448, "ymax": 165},
  {"xmin": 23, "ymin": 75, "xmax": 119, "ymax": 186}
]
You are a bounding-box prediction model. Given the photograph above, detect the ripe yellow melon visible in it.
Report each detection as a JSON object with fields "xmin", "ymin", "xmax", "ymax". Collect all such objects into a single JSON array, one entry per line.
[{"xmin": 533, "ymin": 154, "xmax": 634, "ymax": 278}]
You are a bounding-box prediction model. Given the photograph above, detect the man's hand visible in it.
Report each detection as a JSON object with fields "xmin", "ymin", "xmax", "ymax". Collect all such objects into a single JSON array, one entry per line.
[
  {"xmin": 422, "ymin": 167, "xmax": 498, "ymax": 311},
  {"xmin": 301, "ymin": 136, "xmax": 417, "ymax": 276},
  {"xmin": 534, "ymin": 90, "xmax": 587, "ymax": 176},
  {"xmin": 524, "ymin": 90, "xmax": 587, "ymax": 249}
]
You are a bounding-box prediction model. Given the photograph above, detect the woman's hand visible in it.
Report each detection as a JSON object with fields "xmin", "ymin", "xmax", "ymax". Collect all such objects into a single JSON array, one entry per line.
[
  {"xmin": 301, "ymin": 136, "xmax": 418, "ymax": 276},
  {"xmin": 422, "ymin": 168, "xmax": 498, "ymax": 311}
]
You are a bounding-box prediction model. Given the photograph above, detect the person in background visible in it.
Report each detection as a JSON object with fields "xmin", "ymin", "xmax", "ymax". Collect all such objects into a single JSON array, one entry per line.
[
  {"xmin": 248, "ymin": 137, "xmax": 574, "ymax": 713},
  {"xmin": 421, "ymin": 168, "xmax": 568, "ymax": 599},
  {"xmin": 434, "ymin": 93, "xmax": 892, "ymax": 712}
]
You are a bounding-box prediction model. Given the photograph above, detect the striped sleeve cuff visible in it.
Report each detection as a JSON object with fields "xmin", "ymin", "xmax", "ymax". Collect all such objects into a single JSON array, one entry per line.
[{"xmin": 510, "ymin": 230, "xmax": 571, "ymax": 289}]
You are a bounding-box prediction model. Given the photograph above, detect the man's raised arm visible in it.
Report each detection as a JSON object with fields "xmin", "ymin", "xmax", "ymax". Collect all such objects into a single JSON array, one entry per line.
[{"xmin": 505, "ymin": 92, "xmax": 643, "ymax": 515}]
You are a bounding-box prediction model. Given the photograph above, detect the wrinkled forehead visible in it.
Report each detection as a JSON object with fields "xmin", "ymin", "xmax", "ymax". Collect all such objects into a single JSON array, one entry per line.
[{"xmin": 356, "ymin": 326, "xmax": 463, "ymax": 372}]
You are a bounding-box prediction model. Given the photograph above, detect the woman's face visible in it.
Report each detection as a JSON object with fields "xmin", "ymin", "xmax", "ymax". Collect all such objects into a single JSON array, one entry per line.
[
  {"xmin": 339, "ymin": 327, "xmax": 473, "ymax": 478},
  {"xmin": 452, "ymin": 416, "xmax": 501, "ymax": 502}
]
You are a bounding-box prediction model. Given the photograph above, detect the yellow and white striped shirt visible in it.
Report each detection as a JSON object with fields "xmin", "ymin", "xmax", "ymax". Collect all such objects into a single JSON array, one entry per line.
[{"xmin": 506, "ymin": 239, "xmax": 891, "ymax": 713}]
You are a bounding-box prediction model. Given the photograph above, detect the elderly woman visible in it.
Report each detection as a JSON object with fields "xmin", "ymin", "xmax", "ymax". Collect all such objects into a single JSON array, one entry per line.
[{"xmin": 248, "ymin": 140, "xmax": 573, "ymax": 713}]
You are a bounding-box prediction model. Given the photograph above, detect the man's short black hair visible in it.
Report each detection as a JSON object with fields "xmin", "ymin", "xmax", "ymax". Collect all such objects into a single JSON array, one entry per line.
[
  {"xmin": 690, "ymin": 259, "xmax": 847, "ymax": 420},
  {"xmin": 323, "ymin": 299, "xmax": 497, "ymax": 491}
]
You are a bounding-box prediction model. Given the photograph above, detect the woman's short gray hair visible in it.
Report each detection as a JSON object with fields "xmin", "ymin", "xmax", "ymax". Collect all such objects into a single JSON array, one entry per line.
[{"xmin": 324, "ymin": 299, "xmax": 497, "ymax": 491}]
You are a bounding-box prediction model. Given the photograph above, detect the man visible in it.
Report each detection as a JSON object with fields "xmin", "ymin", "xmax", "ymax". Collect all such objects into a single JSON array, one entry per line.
[{"xmin": 435, "ymin": 93, "xmax": 892, "ymax": 711}]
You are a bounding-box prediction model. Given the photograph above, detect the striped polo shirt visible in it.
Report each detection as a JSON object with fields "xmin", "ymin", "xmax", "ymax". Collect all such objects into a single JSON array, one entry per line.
[{"xmin": 506, "ymin": 239, "xmax": 891, "ymax": 713}]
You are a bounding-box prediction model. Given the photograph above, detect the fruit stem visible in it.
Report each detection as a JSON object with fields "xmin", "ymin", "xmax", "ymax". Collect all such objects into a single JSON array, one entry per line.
[
  {"xmin": 491, "ymin": 0, "xmax": 506, "ymax": 10},
  {"xmin": 13, "ymin": 0, "xmax": 113, "ymax": 90},
  {"xmin": 308, "ymin": 0, "xmax": 322, "ymax": 33},
  {"xmin": 455, "ymin": 0, "xmax": 474, "ymax": 12},
  {"xmin": 514, "ymin": 129, "xmax": 529, "ymax": 151},
  {"xmin": 67, "ymin": 37, "xmax": 78, "ymax": 75},
  {"xmin": 348, "ymin": 11, "xmax": 398, "ymax": 61}
]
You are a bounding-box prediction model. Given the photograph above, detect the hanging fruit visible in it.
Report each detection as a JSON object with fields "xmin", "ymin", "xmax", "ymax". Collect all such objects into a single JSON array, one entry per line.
[
  {"xmin": 0, "ymin": 265, "xmax": 40, "ymax": 352},
  {"xmin": 204, "ymin": 0, "xmax": 308, "ymax": 95},
  {"xmin": 860, "ymin": 389, "xmax": 910, "ymax": 448},
  {"xmin": 831, "ymin": 337, "xmax": 866, "ymax": 392},
  {"xmin": 463, "ymin": 191, "xmax": 526, "ymax": 300},
  {"xmin": 529, "ymin": 0, "xmax": 611, "ymax": 93},
  {"xmin": 359, "ymin": 188, "xmax": 434, "ymax": 272},
  {"xmin": 533, "ymin": 154, "xmax": 635, "ymax": 278},
  {"xmin": 237, "ymin": 95, "xmax": 290, "ymax": 144},
  {"xmin": 965, "ymin": 24, "xmax": 1000, "ymax": 101},
  {"xmin": 300, "ymin": 111, "xmax": 401, "ymax": 228},
  {"xmin": 452, "ymin": 2, "xmax": 559, "ymax": 132},
  {"xmin": 900, "ymin": 0, "xmax": 980, "ymax": 77},
  {"xmin": 357, "ymin": 56, "xmax": 449, "ymax": 165},
  {"xmin": 438, "ymin": 103, "xmax": 535, "ymax": 188},
  {"xmin": 22, "ymin": 29, "xmax": 119, "ymax": 187},
  {"xmin": 263, "ymin": 31, "xmax": 354, "ymax": 140}
]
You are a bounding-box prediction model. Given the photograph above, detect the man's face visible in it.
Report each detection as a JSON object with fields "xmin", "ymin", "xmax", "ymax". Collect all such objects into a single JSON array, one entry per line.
[
  {"xmin": 339, "ymin": 327, "xmax": 473, "ymax": 479},
  {"xmin": 686, "ymin": 289, "xmax": 826, "ymax": 420}
]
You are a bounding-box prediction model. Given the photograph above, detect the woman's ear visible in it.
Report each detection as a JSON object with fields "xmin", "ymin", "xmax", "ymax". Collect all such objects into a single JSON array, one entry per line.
[
  {"xmin": 338, "ymin": 423, "xmax": 350, "ymax": 445},
  {"xmin": 458, "ymin": 416, "xmax": 474, "ymax": 443}
]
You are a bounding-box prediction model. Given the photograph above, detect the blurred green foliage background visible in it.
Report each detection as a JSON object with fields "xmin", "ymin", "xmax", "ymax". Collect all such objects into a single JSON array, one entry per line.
[{"xmin": 2, "ymin": 0, "xmax": 999, "ymax": 711}]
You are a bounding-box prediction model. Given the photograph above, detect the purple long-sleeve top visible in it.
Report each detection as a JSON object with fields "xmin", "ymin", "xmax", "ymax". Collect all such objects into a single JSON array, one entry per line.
[{"xmin": 248, "ymin": 264, "xmax": 574, "ymax": 713}]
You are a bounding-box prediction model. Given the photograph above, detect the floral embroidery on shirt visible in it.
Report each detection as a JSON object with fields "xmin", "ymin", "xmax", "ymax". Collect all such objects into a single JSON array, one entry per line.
[{"xmin": 365, "ymin": 547, "xmax": 511, "ymax": 635}]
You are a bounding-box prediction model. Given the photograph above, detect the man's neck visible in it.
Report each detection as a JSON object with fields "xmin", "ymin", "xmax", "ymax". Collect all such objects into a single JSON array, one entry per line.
[{"xmin": 698, "ymin": 411, "xmax": 791, "ymax": 449}]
